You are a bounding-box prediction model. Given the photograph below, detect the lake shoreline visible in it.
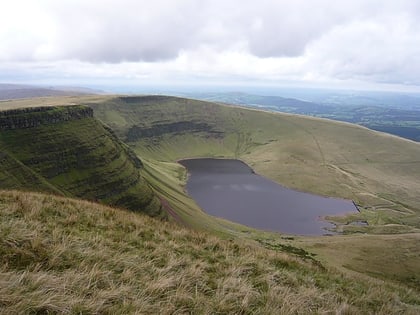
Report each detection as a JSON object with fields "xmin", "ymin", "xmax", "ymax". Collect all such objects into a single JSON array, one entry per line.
[{"xmin": 179, "ymin": 158, "xmax": 358, "ymax": 236}]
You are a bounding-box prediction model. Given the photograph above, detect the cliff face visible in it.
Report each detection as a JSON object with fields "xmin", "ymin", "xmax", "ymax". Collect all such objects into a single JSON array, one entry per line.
[
  {"xmin": 0, "ymin": 106, "xmax": 93, "ymax": 130},
  {"xmin": 126, "ymin": 121, "xmax": 223, "ymax": 141},
  {"xmin": 89, "ymin": 96, "xmax": 227, "ymax": 143},
  {"xmin": 0, "ymin": 106, "xmax": 163, "ymax": 217}
]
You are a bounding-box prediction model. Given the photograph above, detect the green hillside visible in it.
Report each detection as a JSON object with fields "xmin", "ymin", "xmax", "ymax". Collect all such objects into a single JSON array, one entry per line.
[
  {"xmin": 1, "ymin": 190, "xmax": 419, "ymax": 314},
  {"xmin": 89, "ymin": 95, "xmax": 420, "ymax": 233},
  {"xmin": 0, "ymin": 105, "xmax": 162, "ymax": 217}
]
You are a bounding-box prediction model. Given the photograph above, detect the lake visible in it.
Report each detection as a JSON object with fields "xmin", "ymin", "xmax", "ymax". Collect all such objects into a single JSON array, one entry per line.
[{"xmin": 179, "ymin": 158, "xmax": 358, "ymax": 235}]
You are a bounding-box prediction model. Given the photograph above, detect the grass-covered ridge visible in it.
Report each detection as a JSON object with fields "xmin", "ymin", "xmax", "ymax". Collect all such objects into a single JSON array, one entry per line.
[
  {"xmin": 1, "ymin": 190, "xmax": 419, "ymax": 314},
  {"xmin": 0, "ymin": 105, "xmax": 162, "ymax": 217}
]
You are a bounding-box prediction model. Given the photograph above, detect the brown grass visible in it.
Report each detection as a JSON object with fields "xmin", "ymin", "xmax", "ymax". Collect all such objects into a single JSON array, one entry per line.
[{"xmin": 1, "ymin": 190, "xmax": 419, "ymax": 314}]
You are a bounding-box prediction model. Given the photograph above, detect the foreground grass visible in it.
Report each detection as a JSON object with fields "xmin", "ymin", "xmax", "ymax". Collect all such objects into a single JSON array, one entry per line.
[
  {"xmin": 1, "ymin": 190, "xmax": 419, "ymax": 314},
  {"xmin": 296, "ymin": 233, "xmax": 420, "ymax": 291}
]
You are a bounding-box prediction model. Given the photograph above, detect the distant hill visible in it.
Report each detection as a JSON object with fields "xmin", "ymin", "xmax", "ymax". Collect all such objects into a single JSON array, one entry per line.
[
  {"xmin": 187, "ymin": 92, "xmax": 420, "ymax": 142},
  {"xmin": 0, "ymin": 83, "xmax": 101, "ymax": 100},
  {"xmin": 191, "ymin": 91, "xmax": 318, "ymax": 108}
]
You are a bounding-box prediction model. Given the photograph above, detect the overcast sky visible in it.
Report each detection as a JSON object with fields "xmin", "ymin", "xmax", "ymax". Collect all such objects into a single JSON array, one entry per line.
[{"xmin": 1, "ymin": 0, "xmax": 420, "ymax": 91}]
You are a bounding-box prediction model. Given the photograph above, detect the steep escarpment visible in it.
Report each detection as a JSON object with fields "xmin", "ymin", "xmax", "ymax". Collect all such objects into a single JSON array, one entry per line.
[
  {"xmin": 0, "ymin": 150, "xmax": 62, "ymax": 194},
  {"xmin": 90, "ymin": 96, "xmax": 227, "ymax": 141},
  {"xmin": 0, "ymin": 106, "xmax": 163, "ymax": 217}
]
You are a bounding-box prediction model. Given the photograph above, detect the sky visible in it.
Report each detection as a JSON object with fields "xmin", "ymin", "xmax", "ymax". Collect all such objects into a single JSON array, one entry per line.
[{"xmin": 1, "ymin": 0, "xmax": 420, "ymax": 92}]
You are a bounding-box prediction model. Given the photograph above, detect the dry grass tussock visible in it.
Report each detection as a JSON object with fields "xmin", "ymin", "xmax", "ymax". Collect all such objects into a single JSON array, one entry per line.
[{"xmin": 1, "ymin": 190, "xmax": 419, "ymax": 314}]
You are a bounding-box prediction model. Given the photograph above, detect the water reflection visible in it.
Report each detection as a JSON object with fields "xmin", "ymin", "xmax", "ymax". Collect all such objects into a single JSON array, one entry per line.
[{"xmin": 179, "ymin": 158, "xmax": 358, "ymax": 235}]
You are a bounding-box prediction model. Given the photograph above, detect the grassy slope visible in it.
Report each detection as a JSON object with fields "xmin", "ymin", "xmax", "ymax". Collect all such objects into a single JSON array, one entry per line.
[
  {"xmin": 1, "ymin": 190, "xmax": 419, "ymax": 314},
  {"xmin": 0, "ymin": 106, "xmax": 162, "ymax": 217},
  {"xmin": 297, "ymin": 233, "xmax": 420, "ymax": 290}
]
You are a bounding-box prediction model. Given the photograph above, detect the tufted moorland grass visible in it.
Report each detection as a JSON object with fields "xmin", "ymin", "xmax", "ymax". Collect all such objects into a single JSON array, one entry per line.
[{"xmin": 1, "ymin": 190, "xmax": 420, "ymax": 314}]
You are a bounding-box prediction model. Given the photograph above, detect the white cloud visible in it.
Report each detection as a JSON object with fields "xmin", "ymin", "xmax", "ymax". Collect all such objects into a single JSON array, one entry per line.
[
  {"xmin": 304, "ymin": 11, "xmax": 420, "ymax": 85},
  {"xmin": 1, "ymin": 0, "xmax": 420, "ymax": 89}
]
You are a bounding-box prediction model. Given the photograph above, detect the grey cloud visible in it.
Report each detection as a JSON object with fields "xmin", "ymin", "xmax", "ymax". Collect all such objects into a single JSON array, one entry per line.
[
  {"xmin": 1, "ymin": 0, "xmax": 420, "ymax": 88},
  {"xmin": 45, "ymin": 0, "xmax": 201, "ymax": 62},
  {"xmin": 245, "ymin": 1, "xmax": 351, "ymax": 57},
  {"xmin": 47, "ymin": 0, "xmax": 418, "ymax": 61},
  {"xmin": 4, "ymin": 0, "xmax": 388, "ymax": 62},
  {"xmin": 305, "ymin": 10, "xmax": 420, "ymax": 85}
]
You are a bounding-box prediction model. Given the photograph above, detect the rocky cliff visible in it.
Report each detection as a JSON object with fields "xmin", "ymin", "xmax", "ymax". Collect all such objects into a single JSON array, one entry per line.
[{"xmin": 0, "ymin": 106, "xmax": 93, "ymax": 130}]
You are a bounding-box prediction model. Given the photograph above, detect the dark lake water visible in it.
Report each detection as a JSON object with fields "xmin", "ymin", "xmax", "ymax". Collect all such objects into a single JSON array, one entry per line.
[{"xmin": 179, "ymin": 158, "xmax": 358, "ymax": 235}]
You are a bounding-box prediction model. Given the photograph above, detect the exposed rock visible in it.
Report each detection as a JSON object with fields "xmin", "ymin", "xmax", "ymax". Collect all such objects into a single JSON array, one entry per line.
[
  {"xmin": 126, "ymin": 121, "xmax": 223, "ymax": 141},
  {"xmin": 118, "ymin": 95, "xmax": 173, "ymax": 104},
  {"xmin": 0, "ymin": 106, "xmax": 93, "ymax": 130}
]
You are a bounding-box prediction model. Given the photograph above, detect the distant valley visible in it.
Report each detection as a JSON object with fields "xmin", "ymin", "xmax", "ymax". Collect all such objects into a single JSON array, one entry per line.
[{"xmin": 187, "ymin": 91, "xmax": 420, "ymax": 142}]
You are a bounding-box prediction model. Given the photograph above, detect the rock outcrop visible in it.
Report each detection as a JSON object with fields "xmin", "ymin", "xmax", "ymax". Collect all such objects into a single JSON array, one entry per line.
[
  {"xmin": 126, "ymin": 121, "xmax": 223, "ymax": 141},
  {"xmin": 0, "ymin": 106, "xmax": 93, "ymax": 130}
]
